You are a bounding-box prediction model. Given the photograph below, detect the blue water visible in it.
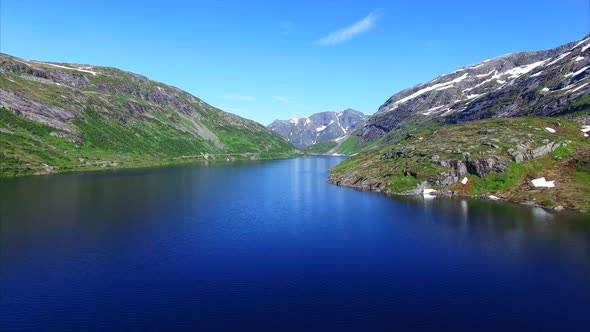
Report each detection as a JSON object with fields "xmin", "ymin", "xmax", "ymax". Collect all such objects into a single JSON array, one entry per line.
[{"xmin": 1, "ymin": 156, "xmax": 589, "ymax": 331}]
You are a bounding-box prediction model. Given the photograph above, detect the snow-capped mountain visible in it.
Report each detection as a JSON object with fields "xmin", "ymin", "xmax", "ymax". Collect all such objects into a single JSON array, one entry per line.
[
  {"xmin": 356, "ymin": 34, "xmax": 590, "ymax": 142},
  {"xmin": 268, "ymin": 109, "xmax": 368, "ymax": 148}
]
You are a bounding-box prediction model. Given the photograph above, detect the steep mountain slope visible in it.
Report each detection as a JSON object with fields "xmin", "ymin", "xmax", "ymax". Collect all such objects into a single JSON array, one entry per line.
[
  {"xmin": 328, "ymin": 36, "xmax": 590, "ymax": 210},
  {"xmin": 268, "ymin": 109, "xmax": 367, "ymax": 148},
  {"xmin": 0, "ymin": 53, "xmax": 295, "ymax": 176},
  {"xmin": 355, "ymin": 35, "xmax": 590, "ymax": 144}
]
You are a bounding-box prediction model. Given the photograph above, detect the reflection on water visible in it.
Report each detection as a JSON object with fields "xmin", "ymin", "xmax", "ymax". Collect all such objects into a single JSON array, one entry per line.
[{"xmin": 1, "ymin": 157, "xmax": 589, "ymax": 331}]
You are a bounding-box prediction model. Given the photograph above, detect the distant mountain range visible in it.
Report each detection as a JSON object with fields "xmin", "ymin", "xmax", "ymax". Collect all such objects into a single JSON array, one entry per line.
[
  {"xmin": 0, "ymin": 53, "xmax": 295, "ymax": 176},
  {"xmin": 355, "ymin": 34, "xmax": 590, "ymax": 143},
  {"xmin": 268, "ymin": 109, "xmax": 368, "ymax": 148}
]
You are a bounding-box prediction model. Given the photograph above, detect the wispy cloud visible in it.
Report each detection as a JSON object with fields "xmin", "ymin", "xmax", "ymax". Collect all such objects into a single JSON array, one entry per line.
[
  {"xmin": 318, "ymin": 10, "xmax": 380, "ymax": 46},
  {"xmin": 224, "ymin": 95, "xmax": 256, "ymax": 101},
  {"xmin": 272, "ymin": 95, "xmax": 292, "ymax": 103},
  {"xmin": 272, "ymin": 96, "xmax": 309, "ymax": 111}
]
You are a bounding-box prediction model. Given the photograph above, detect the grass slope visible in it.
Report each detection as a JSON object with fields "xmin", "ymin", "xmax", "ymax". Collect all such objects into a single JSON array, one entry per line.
[
  {"xmin": 301, "ymin": 141, "xmax": 338, "ymax": 154},
  {"xmin": 329, "ymin": 116, "xmax": 590, "ymax": 211},
  {"xmin": 0, "ymin": 54, "xmax": 296, "ymax": 176}
]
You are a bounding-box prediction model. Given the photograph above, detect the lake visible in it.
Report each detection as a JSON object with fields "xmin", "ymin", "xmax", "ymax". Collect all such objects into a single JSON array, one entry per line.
[{"xmin": 1, "ymin": 156, "xmax": 589, "ymax": 331}]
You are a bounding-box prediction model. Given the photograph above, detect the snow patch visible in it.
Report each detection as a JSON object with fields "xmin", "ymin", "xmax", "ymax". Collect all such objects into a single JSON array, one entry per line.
[
  {"xmin": 441, "ymin": 108, "xmax": 455, "ymax": 116},
  {"xmin": 545, "ymin": 52, "xmax": 571, "ymax": 66},
  {"xmin": 289, "ymin": 117, "xmax": 301, "ymax": 124},
  {"xmin": 564, "ymin": 65, "xmax": 589, "ymax": 77},
  {"xmin": 31, "ymin": 61, "xmax": 97, "ymax": 75},
  {"xmin": 304, "ymin": 118, "xmax": 311, "ymax": 126},
  {"xmin": 530, "ymin": 71, "xmax": 543, "ymax": 77},
  {"xmin": 545, "ymin": 127, "xmax": 556, "ymax": 133},
  {"xmin": 503, "ymin": 60, "xmax": 546, "ymax": 79},
  {"xmin": 574, "ymin": 56, "xmax": 585, "ymax": 62},
  {"xmin": 423, "ymin": 189, "xmax": 437, "ymax": 196},
  {"xmin": 558, "ymin": 81, "xmax": 589, "ymax": 93},
  {"xmin": 583, "ymin": 44, "xmax": 590, "ymax": 53},
  {"xmin": 435, "ymin": 85, "xmax": 454, "ymax": 91},
  {"xmin": 461, "ymin": 177, "xmax": 468, "ymax": 185},
  {"xmin": 570, "ymin": 82, "xmax": 589, "ymax": 93},
  {"xmin": 532, "ymin": 177, "xmax": 555, "ymax": 188},
  {"xmin": 315, "ymin": 125, "xmax": 327, "ymax": 132},
  {"xmin": 335, "ymin": 135, "xmax": 348, "ymax": 143},
  {"xmin": 496, "ymin": 80, "xmax": 506, "ymax": 84},
  {"xmin": 14, "ymin": 59, "xmax": 32, "ymax": 66},
  {"xmin": 541, "ymin": 87, "xmax": 549, "ymax": 92},
  {"xmin": 476, "ymin": 70, "xmax": 494, "ymax": 78},
  {"xmin": 394, "ymin": 73, "xmax": 469, "ymax": 106},
  {"xmin": 572, "ymin": 37, "xmax": 590, "ymax": 50},
  {"xmin": 335, "ymin": 113, "xmax": 346, "ymax": 133},
  {"xmin": 463, "ymin": 76, "xmax": 496, "ymax": 92},
  {"xmin": 422, "ymin": 105, "xmax": 445, "ymax": 115}
]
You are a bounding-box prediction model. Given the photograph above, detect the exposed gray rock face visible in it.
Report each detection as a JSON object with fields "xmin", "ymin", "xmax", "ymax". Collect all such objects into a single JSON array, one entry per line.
[
  {"xmin": 268, "ymin": 109, "xmax": 368, "ymax": 148},
  {"xmin": 356, "ymin": 35, "xmax": 590, "ymax": 142},
  {"xmin": 0, "ymin": 53, "xmax": 293, "ymax": 158},
  {"xmin": 508, "ymin": 141, "xmax": 564, "ymax": 163},
  {"xmin": 0, "ymin": 89, "xmax": 81, "ymax": 133}
]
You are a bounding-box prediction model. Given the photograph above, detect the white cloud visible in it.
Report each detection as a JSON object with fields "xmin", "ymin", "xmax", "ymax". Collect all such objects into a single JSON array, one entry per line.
[
  {"xmin": 272, "ymin": 96, "xmax": 291, "ymax": 103},
  {"xmin": 224, "ymin": 95, "xmax": 256, "ymax": 101},
  {"xmin": 272, "ymin": 96, "xmax": 309, "ymax": 111},
  {"xmin": 318, "ymin": 10, "xmax": 380, "ymax": 46}
]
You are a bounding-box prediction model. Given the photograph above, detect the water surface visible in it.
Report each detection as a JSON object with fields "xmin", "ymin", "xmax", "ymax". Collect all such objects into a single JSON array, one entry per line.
[{"xmin": 1, "ymin": 157, "xmax": 589, "ymax": 331}]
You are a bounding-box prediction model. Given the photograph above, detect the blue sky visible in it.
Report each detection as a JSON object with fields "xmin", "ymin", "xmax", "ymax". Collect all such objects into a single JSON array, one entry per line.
[{"xmin": 1, "ymin": 1, "xmax": 588, "ymax": 125}]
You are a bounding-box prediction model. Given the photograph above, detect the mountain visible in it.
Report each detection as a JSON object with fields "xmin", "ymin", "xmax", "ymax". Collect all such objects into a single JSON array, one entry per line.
[
  {"xmin": 0, "ymin": 53, "xmax": 295, "ymax": 176},
  {"xmin": 354, "ymin": 34, "xmax": 590, "ymax": 144},
  {"xmin": 268, "ymin": 109, "xmax": 368, "ymax": 148},
  {"xmin": 328, "ymin": 36, "xmax": 590, "ymax": 211}
]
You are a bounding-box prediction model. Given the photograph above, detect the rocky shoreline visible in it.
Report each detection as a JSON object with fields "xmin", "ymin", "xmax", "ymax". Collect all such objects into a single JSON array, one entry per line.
[
  {"xmin": 329, "ymin": 178, "xmax": 585, "ymax": 213},
  {"xmin": 328, "ymin": 117, "xmax": 590, "ymax": 212}
]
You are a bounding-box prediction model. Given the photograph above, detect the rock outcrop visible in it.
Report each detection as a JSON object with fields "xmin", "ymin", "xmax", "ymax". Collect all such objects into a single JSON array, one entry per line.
[
  {"xmin": 355, "ymin": 35, "xmax": 590, "ymax": 142},
  {"xmin": 0, "ymin": 53, "xmax": 295, "ymax": 176}
]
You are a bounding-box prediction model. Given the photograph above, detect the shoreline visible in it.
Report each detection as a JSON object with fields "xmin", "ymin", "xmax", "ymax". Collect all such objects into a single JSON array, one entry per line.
[
  {"xmin": 0, "ymin": 152, "xmax": 301, "ymax": 179},
  {"xmin": 329, "ymin": 179, "xmax": 588, "ymax": 214}
]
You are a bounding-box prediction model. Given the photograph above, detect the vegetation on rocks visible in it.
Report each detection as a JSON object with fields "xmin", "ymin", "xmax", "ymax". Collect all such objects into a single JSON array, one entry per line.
[
  {"xmin": 301, "ymin": 141, "xmax": 338, "ymax": 154},
  {"xmin": 0, "ymin": 53, "xmax": 297, "ymax": 177},
  {"xmin": 329, "ymin": 117, "xmax": 590, "ymax": 211}
]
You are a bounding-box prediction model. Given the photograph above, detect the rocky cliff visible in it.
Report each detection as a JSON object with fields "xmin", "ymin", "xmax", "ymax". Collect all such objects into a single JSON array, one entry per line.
[
  {"xmin": 355, "ymin": 35, "xmax": 590, "ymax": 143},
  {"xmin": 268, "ymin": 109, "xmax": 367, "ymax": 148},
  {"xmin": 328, "ymin": 35, "xmax": 590, "ymax": 211},
  {"xmin": 0, "ymin": 53, "xmax": 295, "ymax": 176}
]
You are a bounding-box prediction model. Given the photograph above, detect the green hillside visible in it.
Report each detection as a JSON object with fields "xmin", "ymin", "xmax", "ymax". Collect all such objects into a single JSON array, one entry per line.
[
  {"xmin": 329, "ymin": 117, "xmax": 590, "ymax": 211},
  {"xmin": 0, "ymin": 53, "xmax": 296, "ymax": 176}
]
